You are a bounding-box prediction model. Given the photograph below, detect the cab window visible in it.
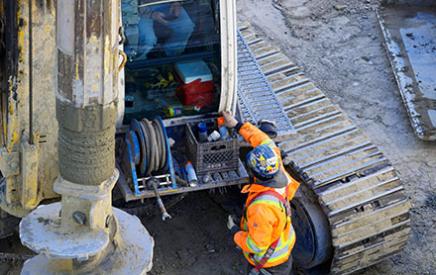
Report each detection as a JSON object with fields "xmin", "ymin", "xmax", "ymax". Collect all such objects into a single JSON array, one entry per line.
[{"xmin": 121, "ymin": 0, "xmax": 221, "ymax": 122}]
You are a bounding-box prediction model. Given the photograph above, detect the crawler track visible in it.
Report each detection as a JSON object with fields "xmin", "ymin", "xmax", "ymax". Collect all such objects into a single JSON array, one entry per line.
[{"xmin": 238, "ymin": 23, "xmax": 411, "ymax": 274}]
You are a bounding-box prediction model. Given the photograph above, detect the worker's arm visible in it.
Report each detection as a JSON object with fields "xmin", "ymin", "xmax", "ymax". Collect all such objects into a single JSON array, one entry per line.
[
  {"xmin": 237, "ymin": 122, "xmax": 274, "ymax": 148},
  {"xmin": 221, "ymin": 111, "xmax": 275, "ymax": 149},
  {"xmin": 233, "ymin": 204, "xmax": 276, "ymax": 254}
]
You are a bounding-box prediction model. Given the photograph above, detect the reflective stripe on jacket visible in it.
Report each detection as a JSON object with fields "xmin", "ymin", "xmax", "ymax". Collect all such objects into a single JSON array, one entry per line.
[{"xmin": 233, "ymin": 122, "xmax": 300, "ymax": 268}]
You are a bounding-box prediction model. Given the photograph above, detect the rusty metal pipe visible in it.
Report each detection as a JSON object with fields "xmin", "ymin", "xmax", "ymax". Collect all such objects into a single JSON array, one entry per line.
[
  {"xmin": 56, "ymin": 0, "xmax": 118, "ymax": 186},
  {"xmin": 19, "ymin": 1, "xmax": 154, "ymax": 273}
]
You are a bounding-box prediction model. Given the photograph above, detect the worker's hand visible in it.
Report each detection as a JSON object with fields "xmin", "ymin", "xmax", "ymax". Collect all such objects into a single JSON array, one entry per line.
[
  {"xmin": 227, "ymin": 215, "xmax": 237, "ymax": 230},
  {"xmin": 222, "ymin": 111, "xmax": 238, "ymax": 128},
  {"xmin": 152, "ymin": 12, "xmax": 169, "ymax": 25},
  {"xmin": 170, "ymin": 3, "xmax": 182, "ymax": 18}
]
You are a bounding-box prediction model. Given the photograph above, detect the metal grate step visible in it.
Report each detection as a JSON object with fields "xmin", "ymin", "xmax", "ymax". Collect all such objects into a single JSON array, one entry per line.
[{"xmin": 237, "ymin": 31, "xmax": 295, "ymax": 138}]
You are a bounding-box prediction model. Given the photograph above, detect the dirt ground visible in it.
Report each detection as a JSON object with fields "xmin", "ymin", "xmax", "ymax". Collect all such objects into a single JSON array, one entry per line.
[{"xmin": 1, "ymin": 0, "xmax": 435, "ymax": 274}]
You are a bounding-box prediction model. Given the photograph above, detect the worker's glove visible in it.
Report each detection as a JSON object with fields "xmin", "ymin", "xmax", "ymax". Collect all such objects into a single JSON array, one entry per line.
[
  {"xmin": 222, "ymin": 111, "xmax": 239, "ymax": 128},
  {"xmin": 227, "ymin": 215, "xmax": 239, "ymax": 235},
  {"xmin": 258, "ymin": 119, "xmax": 277, "ymax": 128},
  {"xmin": 257, "ymin": 119, "xmax": 278, "ymax": 139}
]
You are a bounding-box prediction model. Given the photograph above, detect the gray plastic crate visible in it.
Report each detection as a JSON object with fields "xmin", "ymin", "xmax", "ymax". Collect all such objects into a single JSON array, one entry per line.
[{"xmin": 186, "ymin": 121, "xmax": 239, "ymax": 175}]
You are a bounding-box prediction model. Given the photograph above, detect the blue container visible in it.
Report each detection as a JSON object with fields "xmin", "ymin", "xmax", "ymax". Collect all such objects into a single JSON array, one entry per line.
[
  {"xmin": 219, "ymin": 126, "xmax": 229, "ymax": 140},
  {"xmin": 197, "ymin": 122, "xmax": 208, "ymax": 142},
  {"xmin": 185, "ymin": 162, "xmax": 198, "ymax": 187}
]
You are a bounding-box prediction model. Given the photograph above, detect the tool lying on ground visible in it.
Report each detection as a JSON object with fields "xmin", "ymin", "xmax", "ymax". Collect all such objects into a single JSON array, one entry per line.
[{"xmin": 149, "ymin": 177, "xmax": 172, "ymax": 221}]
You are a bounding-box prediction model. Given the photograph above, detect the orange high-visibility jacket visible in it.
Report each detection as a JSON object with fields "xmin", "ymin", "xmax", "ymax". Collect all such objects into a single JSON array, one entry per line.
[{"xmin": 234, "ymin": 122, "xmax": 300, "ymax": 268}]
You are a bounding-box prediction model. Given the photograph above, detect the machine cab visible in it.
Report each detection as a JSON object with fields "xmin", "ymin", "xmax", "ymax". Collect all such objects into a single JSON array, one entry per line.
[{"xmin": 119, "ymin": 0, "xmax": 237, "ymax": 126}]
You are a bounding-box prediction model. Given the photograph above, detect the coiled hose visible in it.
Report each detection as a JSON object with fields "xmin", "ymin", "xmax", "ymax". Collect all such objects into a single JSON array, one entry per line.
[{"xmin": 130, "ymin": 118, "xmax": 168, "ymax": 176}]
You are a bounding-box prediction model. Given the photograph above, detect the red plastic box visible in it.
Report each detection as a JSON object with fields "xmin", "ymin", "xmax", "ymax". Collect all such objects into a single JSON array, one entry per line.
[{"xmin": 176, "ymin": 79, "xmax": 214, "ymax": 108}]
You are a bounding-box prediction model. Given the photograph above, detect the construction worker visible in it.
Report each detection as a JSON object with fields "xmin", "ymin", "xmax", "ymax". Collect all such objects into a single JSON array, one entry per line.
[{"xmin": 222, "ymin": 111, "xmax": 300, "ymax": 275}]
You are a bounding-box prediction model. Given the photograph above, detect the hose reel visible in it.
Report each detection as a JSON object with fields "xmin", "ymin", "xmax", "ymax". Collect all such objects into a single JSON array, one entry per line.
[{"xmin": 124, "ymin": 117, "xmax": 176, "ymax": 195}]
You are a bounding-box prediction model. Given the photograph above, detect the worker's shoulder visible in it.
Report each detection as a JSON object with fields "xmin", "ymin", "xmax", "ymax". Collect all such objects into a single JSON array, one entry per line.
[
  {"xmin": 246, "ymin": 195, "xmax": 284, "ymax": 220},
  {"xmin": 249, "ymin": 191, "xmax": 284, "ymax": 208}
]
